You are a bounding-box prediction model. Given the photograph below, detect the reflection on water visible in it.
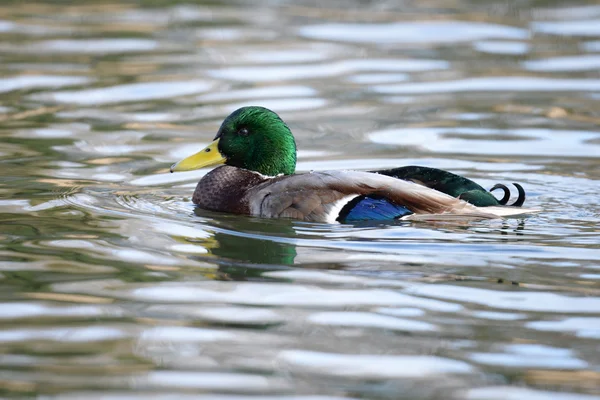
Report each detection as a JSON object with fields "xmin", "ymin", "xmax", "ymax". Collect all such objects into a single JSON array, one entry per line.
[{"xmin": 1, "ymin": 0, "xmax": 600, "ymax": 398}]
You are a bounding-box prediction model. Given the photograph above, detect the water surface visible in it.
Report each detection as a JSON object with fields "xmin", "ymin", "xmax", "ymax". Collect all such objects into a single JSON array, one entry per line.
[{"xmin": 1, "ymin": 1, "xmax": 599, "ymax": 399}]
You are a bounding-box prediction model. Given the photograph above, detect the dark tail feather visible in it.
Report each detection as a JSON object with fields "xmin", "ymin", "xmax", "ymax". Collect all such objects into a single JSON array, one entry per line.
[
  {"xmin": 489, "ymin": 183, "xmax": 526, "ymax": 207},
  {"xmin": 511, "ymin": 183, "xmax": 526, "ymax": 207},
  {"xmin": 489, "ymin": 184, "xmax": 511, "ymax": 205}
]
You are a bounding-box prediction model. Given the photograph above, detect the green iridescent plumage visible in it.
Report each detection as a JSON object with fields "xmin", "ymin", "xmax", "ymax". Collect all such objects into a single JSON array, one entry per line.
[
  {"xmin": 215, "ymin": 106, "xmax": 297, "ymax": 176},
  {"xmin": 374, "ymin": 166, "xmax": 502, "ymax": 207}
]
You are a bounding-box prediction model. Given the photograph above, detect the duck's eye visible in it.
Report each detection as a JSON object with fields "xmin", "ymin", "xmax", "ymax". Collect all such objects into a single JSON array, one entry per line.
[{"xmin": 238, "ymin": 127, "xmax": 249, "ymax": 137}]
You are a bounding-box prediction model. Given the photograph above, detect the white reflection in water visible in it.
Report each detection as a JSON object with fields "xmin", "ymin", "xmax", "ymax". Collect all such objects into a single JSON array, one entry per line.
[
  {"xmin": 263, "ymin": 269, "xmax": 374, "ymax": 285},
  {"xmin": 503, "ymin": 343, "xmax": 575, "ymax": 357},
  {"xmin": 369, "ymin": 127, "xmax": 600, "ymax": 157},
  {"xmin": 245, "ymin": 49, "xmax": 333, "ymax": 63},
  {"xmin": 33, "ymin": 39, "xmax": 158, "ymax": 54},
  {"xmin": 141, "ymin": 371, "xmax": 282, "ymax": 391},
  {"xmin": 45, "ymin": 239, "xmax": 97, "ymax": 250},
  {"xmin": 197, "ymin": 85, "xmax": 316, "ymax": 102},
  {"xmin": 295, "ymin": 157, "xmax": 491, "ymax": 172},
  {"xmin": 307, "ymin": 311, "xmax": 437, "ymax": 332},
  {"xmin": 522, "ymin": 54, "xmax": 600, "ymax": 71},
  {"xmin": 45, "ymin": 394, "xmax": 357, "ymax": 400},
  {"xmin": 170, "ymin": 244, "xmax": 208, "ymax": 254},
  {"xmin": 152, "ymin": 222, "xmax": 211, "ymax": 239},
  {"xmin": 406, "ymin": 283, "xmax": 600, "ymax": 313},
  {"xmin": 209, "ymin": 59, "xmax": 448, "ymax": 82},
  {"xmin": 196, "ymin": 27, "xmax": 279, "ymax": 41},
  {"xmin": 469, "ymin": 352, "xmax": 587, "ymax": 369},
  {"xmin": 527, "ymin": 317, "xmax": 600, "ymax": 339},
  {"xmin": 0, "ymin": 326, "xmax": 129, "ymax": 343},
  {"xmin": 91, "ymin": 173, "xmax": 126, "ymax": 182},
  {"xmin": 44, "ymin": 81, "xmax": 214, "ymax": 105},
  {"xmin": 470, "ymin": 311, "xmax": 526, "ymax": 321},
  {"xmin": 0, "ymin": 199, "xmax": 32, "ymax": 213},
  {"xmin": 130, "ymin": 169, "xmax": 207, "ymax": 186},
  {"xmin": 225, "ymin": 98, "xmax": 327, "ymax": 112},
  {"xmin": 299, "ymin": 21, "xmax": 527, "ymax": 44},
  {"xmin": 0, "ymin": 75, "xmax": 89, "ymax": 93},
  {"xmin": 375, "ymin": 307, "xmax": 425, "ymax": 317},
  {"xmin": 532, "ymin": 20, "xmax": 600, "ymax": 36},
  {"xmin": 375, "ymin": 76, "xmax": 600, "ymax": 94},
  {"xmin": 465, "ymin": 386, "xmax": 600, "ymax": 400},
  {"xmin": 469, "ymin": 343, "xmax": 588, "ymax": 369},
  {"xmin": 0, "ymin": 20, "xmax": 14, "ymax": 32},
  {"xmin": 345, "ymin": 72, "xmax": 409, "ymax": 84},
  {"xmin": 139, "ymin": 326, "xmax": 237, "ymax": 342},
  {"xmin": 277, "ymin": 350, "xmax": 473, "ymax": 378},
  {"xmin": 110, "ymin": 249, "xmax": 180, "ymax": 266},
  {"xmin": 473, "ymin": 40, "xmax": 529, "ymax": 55},
  {"xmin": 535, "ymin": 5, "xmax": 600, "ymax": 19},
  {"xmin": 583, "ymin": 40, "xmax": 600, "ymax": 52},
  {"xmin": 26, "ymin": 128, "xmax": 74, "ymax": 138},
  {"xmin": 0, "ymin": 303, "xmax": 105, "ymax": 319},
  {"xmin": 189, "ymin": 306, "xmax": 284, "ymax": 324},
  {"xmin": 129, "ymin": 282, "xmax": 464, "ymax": 311}
]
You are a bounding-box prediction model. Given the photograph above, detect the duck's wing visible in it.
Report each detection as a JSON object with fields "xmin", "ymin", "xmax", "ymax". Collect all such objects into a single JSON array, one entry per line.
[
  {"xmin": 246, "ymin": 170, "xmax": 536, "ymax": 223},
  {"xmin": 373, "ymin": 166, "xmax": 515, "ymax": 207},
  {"xmin": 373, "ymin": 165, "xmax": 487, "ymax": 193}
]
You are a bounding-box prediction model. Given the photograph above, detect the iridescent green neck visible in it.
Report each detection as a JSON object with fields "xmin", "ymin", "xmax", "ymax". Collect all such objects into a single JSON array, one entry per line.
[
  {"xmin": 216, "ymin": 106, "xmax": 297, "ymax": 176},
  {"xmin": 245, "ymin": 134, "xmax": 297, "ymax": 176}
]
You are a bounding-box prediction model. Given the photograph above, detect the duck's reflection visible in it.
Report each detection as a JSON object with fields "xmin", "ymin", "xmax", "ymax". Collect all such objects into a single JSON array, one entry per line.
[
  {"xmin": 192, "ymin": 207, "xmax": 532, "ymax": 274},
  {"xmin": 193, "ymin": 207, "xmax": 298, "ymax": 269}
]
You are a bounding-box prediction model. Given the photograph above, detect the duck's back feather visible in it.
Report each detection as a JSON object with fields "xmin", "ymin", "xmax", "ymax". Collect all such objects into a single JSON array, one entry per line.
[
  {"xmin": 373, "ymin": 165, "xmax": 501, "ymax": 207},
  {"xmin": 246, "ymin": 169, "xmax": 515, "ymax": 222}
]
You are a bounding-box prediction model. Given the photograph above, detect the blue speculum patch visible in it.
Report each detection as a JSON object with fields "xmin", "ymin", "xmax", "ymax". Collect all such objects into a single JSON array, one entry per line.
[{"xmin": 337, "ymin": 195, "xmax": 413, "ymax": 223}]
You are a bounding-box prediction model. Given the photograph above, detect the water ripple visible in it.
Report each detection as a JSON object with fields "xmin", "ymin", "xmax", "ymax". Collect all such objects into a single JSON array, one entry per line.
[
  {"xmin": 368, "ymin": 127, "xmax": 600, "ymax": 157},
  {"xmin": 209, "ymin": 59, "xmax": 448, "ymax": 82},
  {"xmin": 299, "ymin": 21, "xmax": 527, "ymax": 44},
  {"xmin": 277, "ymin": 350, "xmax": 474, "ymax": 378},
  {"xmin": 523, "ymin": 54, "xmax": 600, "ymax": 72},
  {"xmin": 0, "ymin": 75, "xmax": 90, "ymax": 93},
  {"xmin": 465, "ymin": 386, "xmax": 600, "ymax": 400},
  {"xmin": 373, "ymin": 77, "xmax": 600, "ymax": 94},
  {"xmin": 532, "ymin": 19, "xmax": 600, "ymax": 36},
  {"xmin": 38, "ymin": 80, "xmax": 214, "ymax": 105}
]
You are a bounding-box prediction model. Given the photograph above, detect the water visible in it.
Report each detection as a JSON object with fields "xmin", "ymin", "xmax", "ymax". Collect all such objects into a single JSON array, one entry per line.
[{"xmin": 1, "ymin": 1, "xmax": 599, "ymax": 398}]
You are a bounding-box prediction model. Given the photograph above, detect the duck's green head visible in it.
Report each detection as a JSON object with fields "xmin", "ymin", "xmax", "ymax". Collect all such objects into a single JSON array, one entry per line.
[{"xmin": 171, "ymin": 106, "xmax": 297, "ymax": 176}]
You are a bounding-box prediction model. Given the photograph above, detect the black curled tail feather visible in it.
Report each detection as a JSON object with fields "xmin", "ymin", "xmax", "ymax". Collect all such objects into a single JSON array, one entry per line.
[
  {"xmin": 511, "ymin": 183, "xmax": 526, "ymax": 207},
  {"xmin": 489, "ymin": 183, "xmax": 526, "ymax": 207},
  {"xmin": 489, "ymin": 184, "xmax": 510, "ymax": 205}
]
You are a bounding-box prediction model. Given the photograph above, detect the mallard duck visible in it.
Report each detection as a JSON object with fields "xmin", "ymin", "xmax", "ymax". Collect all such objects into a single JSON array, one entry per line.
[{"xmin": 170, "ymin": 106, "xmax": 534, "ymax": 223}]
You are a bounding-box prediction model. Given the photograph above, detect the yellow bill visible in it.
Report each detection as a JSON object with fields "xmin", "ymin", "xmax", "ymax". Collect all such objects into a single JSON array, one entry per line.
[{"xmin": 170, "ymin": 139, "xmax": 225, "ymax": 172}]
